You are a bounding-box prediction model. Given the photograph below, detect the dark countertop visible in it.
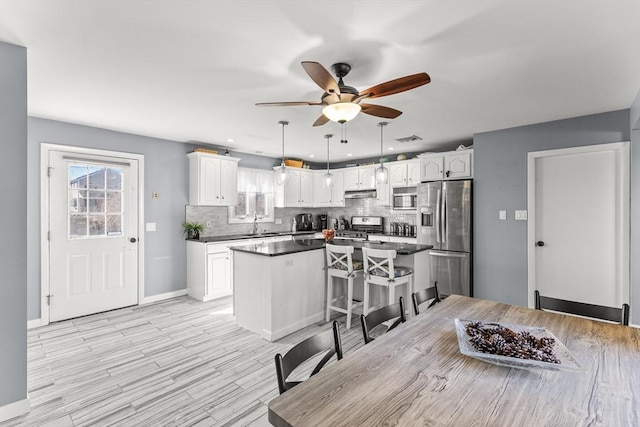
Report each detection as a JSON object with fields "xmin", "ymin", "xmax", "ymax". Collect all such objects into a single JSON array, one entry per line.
[
  {"xmin": 367, "ymin": 232, "xmax": 418, "ymax": 238},
  {"xmin": 230, "ymin": 238, "xmax": 433, "ymax": 257},
  {"xmin": 188, "ymin": 230, "xmax": 316, "ymax": 243}
]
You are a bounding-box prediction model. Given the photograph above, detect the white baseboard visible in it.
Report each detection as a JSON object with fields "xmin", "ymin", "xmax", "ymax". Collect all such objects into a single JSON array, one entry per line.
[
  {"xmin": 264, "ymin": 311, "xmax": 325, "ymax": 341},
  {"xmin": 141, "ymin": 289, "xmax": 187, "ymax": 305},
  {"xmin": 27, "ymin": 318, "xmax": 43, "ymax": 330},
  {"xmin": 0, "ymin": 397, "xmax": 30, "ymax": 422}
]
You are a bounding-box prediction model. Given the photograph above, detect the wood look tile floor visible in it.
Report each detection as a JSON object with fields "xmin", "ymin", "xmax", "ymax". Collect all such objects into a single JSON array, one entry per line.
[{"xmin": 3, "ymin": 296, "xmax": 368, "ymax": 427}]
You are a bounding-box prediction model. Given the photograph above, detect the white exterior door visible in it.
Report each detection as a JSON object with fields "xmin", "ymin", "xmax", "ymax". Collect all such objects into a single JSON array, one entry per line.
[
  {"xmin": 529, "ymin": 143, "xmax": 629, "ymax": 308},
  {"xmin": 49, "ymin": 150, "xmax": 139, "ymax": 321}
]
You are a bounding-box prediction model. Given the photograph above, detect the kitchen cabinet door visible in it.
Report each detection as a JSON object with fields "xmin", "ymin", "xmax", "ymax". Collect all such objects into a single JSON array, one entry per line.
[
  {"xmin": 407, "ymin": 159, "xmax": 421, "ymax": 185},
  {"xmin": 313, "ymin": 171, "xmax": 332, "ymax": 206},
  {"xmin": 420, "ymin": 154, "xmax": 444, "ymax": 181},
  {"xmin": 299, "ymin": 170, "xmax": 314, "ymax": 206},
  {"xmin": 207, "ymin": 251, "xmax": 232, "ymax": 299},
  {"xmin": 343, "ymin": 168, "xmax": 360, "ymax": 191},
  {"xmin": 389, "ymin": 162, "xmax": 408, "ymax": 187},
  {"xmin": 196, "ymin": 155, "xmax": 221, "ymax": 205},
  {"xmin": 330, "ymin": 170, "xmax": 344, "ymax": 206},
  {"xmin": 219, "ymin": 159, "xmax": 238, "ymax": 205},
  {"xmin": 284, "ymin": 169, "xmax": 302, "ymax": 206},
  {"xmin": 359, "ymin": 166, "xmax": 376, "ymax": 190},
  {"xmin": 444, "ymin": 152, "xmax": 472, "ymax": 179}
]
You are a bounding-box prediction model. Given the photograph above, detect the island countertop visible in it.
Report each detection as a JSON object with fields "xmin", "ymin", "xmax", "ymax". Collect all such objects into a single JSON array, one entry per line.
[
  {"xmin": 188, "ymin": 230, "xmax": 316, "ymax": 243},
  {"xmin": 229, "ymin": 238, "xmax": 433, "ymax": 257}
]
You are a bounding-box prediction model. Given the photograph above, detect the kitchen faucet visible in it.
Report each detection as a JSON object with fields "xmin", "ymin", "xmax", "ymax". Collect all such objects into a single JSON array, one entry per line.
[{"xmin": 252, "ymin": 211, "xmax": 260, "ymax": 235}]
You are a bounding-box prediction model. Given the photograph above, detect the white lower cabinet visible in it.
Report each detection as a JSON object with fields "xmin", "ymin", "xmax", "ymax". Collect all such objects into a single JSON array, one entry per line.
[{"xmin": 187, "ymin": 236, "xmax": 292, "ymax": 302}]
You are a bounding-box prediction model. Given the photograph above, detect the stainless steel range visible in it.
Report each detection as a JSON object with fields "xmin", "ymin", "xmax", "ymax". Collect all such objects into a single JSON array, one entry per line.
[{"xmin": 334, "ymin": 216, "xmax": 384, "ymax": 241}]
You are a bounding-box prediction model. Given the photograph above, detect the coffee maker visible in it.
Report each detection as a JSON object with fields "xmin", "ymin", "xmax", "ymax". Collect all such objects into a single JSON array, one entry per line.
[{"xmin": 318, "ymin": 214, "xmax": 328, "ymax": 231}]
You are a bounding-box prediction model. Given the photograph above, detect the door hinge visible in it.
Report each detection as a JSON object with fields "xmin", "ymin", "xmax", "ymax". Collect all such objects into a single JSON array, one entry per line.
[
  {"xmin": 47, "ymin": 166, "xmax": 54, "ymax": 177},
  {"xmin": 47, "ymin": 231, "xmax": 50, "ymax": 241},
  {"xmin": 46, "ymin": 295, "xmax": 52, "ymax": 305}
]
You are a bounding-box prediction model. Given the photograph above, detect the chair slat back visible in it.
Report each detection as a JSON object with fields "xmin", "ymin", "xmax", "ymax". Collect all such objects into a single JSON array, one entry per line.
[
  {"xmin": 412, "ymin": 282, "xmax": 441, "ymax": 315},
  {"xmin": 534, "ymin": 290, "xmax": 630, "ymax": 325},
  {"xmin": 275, "ymin": 321, "xmax": 343, "ymax": 394},
  {"xmin": 360, "ymin": 297, "xmax": 406, "ymax": 344},
  {"xmin": 362, "ymin": 247, "xmax": 397, "ymax": 279}
]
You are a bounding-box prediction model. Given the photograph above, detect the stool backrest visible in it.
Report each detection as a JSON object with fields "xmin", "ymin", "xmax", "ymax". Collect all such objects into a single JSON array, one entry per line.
[
  {"xmin": 362, "ymin": 247, "xmax": 397, "ymax": 280},
  {"xmin": 326, "ymin": 244, "xmax": 356, "ymax": 272}
]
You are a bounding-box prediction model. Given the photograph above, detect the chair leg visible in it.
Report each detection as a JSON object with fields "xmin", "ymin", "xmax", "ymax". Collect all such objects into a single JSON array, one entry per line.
[
  {"xmin": 346, "ymin": 277, "xmax": 353, "ymax": 330},
  {"xmin": 326, "ymin": 275, "xmax": 332, "ymax": 322},
  {"xmin": 363, "ymin": 280, "xmax": 370, "ymax": 316},
  {"xmin": 406, "ymin": 276, "xmax": 413, "ymax": 318}
]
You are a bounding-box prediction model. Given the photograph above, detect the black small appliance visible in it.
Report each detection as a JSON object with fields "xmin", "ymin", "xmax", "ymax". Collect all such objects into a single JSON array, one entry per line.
[
  {"xmin": 295, "ymin": 213, "xmax": 313, "ymax": 231},
  {"xmin": 318, "ymin": 214, "xmax": 328, "ymax": 231}
]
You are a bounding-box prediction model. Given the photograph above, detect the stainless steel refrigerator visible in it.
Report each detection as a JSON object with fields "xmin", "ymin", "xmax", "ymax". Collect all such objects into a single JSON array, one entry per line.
[{"xmin": 417, "ymin": 180, "xmax": 472, "ymax": 296}]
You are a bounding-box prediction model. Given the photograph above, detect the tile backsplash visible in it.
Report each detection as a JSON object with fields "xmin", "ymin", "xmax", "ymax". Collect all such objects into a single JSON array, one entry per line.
[{"xmin": 186, "ymin": 198, "xmax": 418, "ymax": 237}]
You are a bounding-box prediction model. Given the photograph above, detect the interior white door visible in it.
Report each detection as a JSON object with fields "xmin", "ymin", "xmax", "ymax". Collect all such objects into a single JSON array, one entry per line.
[
  {"xmin": 49, "ymin": 150, "xmax": 139, "ymax": 321},
  {"xmin": 534, "ymin": 148, "xmax": 624, "ymax": 307}
]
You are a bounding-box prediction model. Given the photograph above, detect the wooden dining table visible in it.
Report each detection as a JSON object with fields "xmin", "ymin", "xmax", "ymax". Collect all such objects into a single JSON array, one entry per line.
[{"xmin": 268, "ymin": 295, "xmax": 640, "ymax": 426}]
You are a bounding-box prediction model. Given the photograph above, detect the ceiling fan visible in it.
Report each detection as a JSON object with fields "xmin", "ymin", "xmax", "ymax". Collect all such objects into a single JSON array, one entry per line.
[{"xmin": 256, "ymin": 61, "xmax": 431, "ymax": 126}]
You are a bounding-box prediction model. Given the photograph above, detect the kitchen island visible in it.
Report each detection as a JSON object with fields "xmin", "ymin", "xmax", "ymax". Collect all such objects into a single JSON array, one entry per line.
[{"xmin": 231, "ymin": 238, "xmax": 432, "ymax": 341}]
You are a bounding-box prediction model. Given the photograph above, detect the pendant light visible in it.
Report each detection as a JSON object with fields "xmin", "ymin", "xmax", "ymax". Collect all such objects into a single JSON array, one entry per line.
[
  {"xmin": 323, "ymin": 134, "xmax": 333, "ymax": 189},
  {"xmin": 375, "ymin": 122, "xmax": 389, "ymax": 184},
  {"xmin": 274, "ymin": 121, "xmax": 289, "ymax": 185}
]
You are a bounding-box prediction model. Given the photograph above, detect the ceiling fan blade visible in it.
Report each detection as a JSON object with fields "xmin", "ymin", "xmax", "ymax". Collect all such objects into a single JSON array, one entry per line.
[
  {"xmin": 255, "ymin": 101, "xmax": 321, "ymax": 106},
  {"xmin": 360, "ymin": 103, "xmax": 403, "ymax": 119},
  {"xmin": 301, "ymin": 61, "xmax": 341, "ymax": 95},
  {"xmin": 312, "ymin": 114, "xmax": 330, "ymax": 127},
  {"xmin": 359, "ymin": 73, "xmax": 431, "ymax": 99}
]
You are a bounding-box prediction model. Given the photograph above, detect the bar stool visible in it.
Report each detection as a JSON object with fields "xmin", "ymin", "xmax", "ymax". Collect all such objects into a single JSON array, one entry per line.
[
  {"xmin": 362, "ymin": 247, "xmax": 413, "ymax": 318},
  {"xmin": 325, "ymin": 244, "xmax": 363, "ymax": 329}
]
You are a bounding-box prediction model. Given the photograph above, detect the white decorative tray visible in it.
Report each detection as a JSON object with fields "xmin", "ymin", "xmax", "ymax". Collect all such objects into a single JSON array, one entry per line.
[{"xmin": 454, "ymin": 319, "xmax": 585, "ymax": 372}]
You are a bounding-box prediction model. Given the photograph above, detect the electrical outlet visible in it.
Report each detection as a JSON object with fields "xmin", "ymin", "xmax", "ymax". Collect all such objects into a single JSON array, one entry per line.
[
  {"xmin": 146, "ymin": 222, "xmax": 156, "ymax": 231},
  {"xmin": 515, "ymin": 210, "xmax": 528, "ymax": 220},
  {"xmin": 206, "ymin": 221, "xmax": 212, "ymax": 228},
  {"xmin": 275, "ymin": 218, "xmax": 282, "ymax": 225},
  {"xmin": 285, "ymin": 259, "xmax": 293, "ymax": 267},
  {"xmin": 499, "ymin": 210, "xmax": 507, "ymax": 220}
]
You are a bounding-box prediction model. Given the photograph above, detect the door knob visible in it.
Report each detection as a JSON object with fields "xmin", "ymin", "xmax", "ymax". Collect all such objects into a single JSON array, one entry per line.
[
  {"xmin": 130, "ymin": 238, "xmax": 137, "ymax": 243},
  {"xmin": 536, "ymin": 241, "xmax": 544, "ymax": 247}
]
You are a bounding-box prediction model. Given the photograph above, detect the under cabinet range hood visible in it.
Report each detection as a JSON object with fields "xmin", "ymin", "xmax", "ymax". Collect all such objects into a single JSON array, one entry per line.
[{"xmin": 344, "ymin": 189, "xmax": 377, "ymax": 199}]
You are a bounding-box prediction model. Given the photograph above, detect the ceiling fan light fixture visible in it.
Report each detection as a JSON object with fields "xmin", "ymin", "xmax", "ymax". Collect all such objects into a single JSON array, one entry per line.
[{"xmin": 322, "ymin": 102, "xmax": 361, "ymax": 123}]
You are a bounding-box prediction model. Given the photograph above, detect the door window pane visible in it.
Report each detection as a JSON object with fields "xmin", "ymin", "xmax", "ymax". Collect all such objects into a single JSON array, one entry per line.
[{"xmin": 68, "ymin": 163, "xmax": 123, "ymax": 239}]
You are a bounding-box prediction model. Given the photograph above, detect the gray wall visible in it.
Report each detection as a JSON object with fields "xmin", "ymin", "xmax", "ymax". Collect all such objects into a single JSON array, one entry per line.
[
  {"xmin": 630, "ymin": 90, "xmax": 640, "ymax": 325},
  {"xmin": 0, "ymin": 42, "xmax": 28, "ymax": 408},
  {"xmin": 27, "ymin": 118, "xmax": 198, "ymax": 320},
  {"xmin": 473, "ymin": 109, "xmax": 636, "ymax": 320}
]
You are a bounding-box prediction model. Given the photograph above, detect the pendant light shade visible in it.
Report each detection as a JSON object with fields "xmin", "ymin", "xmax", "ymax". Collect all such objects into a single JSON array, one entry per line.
[
  {"xmin": 376, "ymin": 122, "xmax": 389, "ymax": 184},
  {"xmin": 322, "ymin": 102, "xmax": 361, "ymax": 123},
  {"xmin": 323, "ymin": 134, "xmax": 333, "ymax": 189},
  {"xmin": 275, "ymin": 121, "xmax": 289, "ymax": 185}
]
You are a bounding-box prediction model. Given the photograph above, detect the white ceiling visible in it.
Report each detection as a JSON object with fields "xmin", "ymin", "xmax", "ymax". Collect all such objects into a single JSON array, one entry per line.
[{"xmin": 1, "ymin": 1, "xmax": 639, "ymax": 162}]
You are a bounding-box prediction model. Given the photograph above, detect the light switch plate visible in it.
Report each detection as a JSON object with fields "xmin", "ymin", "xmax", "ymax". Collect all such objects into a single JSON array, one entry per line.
[
  {"xmin": 146, "ymin": 222, "xmax": 156, "ymax": 231},
  {"xmin": 515, "ymin": 210, "xmax": 528, "ymax": 221},
  {"xmin": 206, "ymin": 221, "xmax": 212, "ymax": 228},
  {"xmin": 499, "ymin": 210, "xmax": 507, "ymax": 220}
]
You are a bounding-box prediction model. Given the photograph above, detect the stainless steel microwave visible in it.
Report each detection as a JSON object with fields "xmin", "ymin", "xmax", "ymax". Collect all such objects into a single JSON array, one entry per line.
[{"xmin": 392, "ymin": 187, "xmax": 417, "ymax": 210}]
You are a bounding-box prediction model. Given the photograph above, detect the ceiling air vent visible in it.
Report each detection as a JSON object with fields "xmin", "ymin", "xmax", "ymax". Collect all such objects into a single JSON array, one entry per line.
[{"xmin": 395, "ymin": 135, "xmax": 422, "ymax": 143}]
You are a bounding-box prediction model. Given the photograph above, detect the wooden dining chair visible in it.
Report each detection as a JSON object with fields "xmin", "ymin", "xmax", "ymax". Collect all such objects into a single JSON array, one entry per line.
[
  {"xmin": 362, "ymin": 247, "xmax": 413, "ymax": 319},
  {"xmin": 360, "ymin": 297, "xmax": 406, "ymax": 344},
  {"xmin": 411, "ymin": 282, "xmax": 441, "ymax": 316},
  {"xmin": 534, "ymin": 290, "xmax": 630, "ymax": 326},
  {"xmin": 274, "ymin": 320, "xmax": 343, "ymax": 395}
]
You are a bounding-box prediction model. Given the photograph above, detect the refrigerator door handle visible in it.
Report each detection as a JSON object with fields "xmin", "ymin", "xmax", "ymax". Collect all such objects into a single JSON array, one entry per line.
[
  {"xmin": 435, "ymin": 189, "xmax": 441, "ymax": 243},
  {"xmin": 441, "ymin": 186, "xmax": 447, "ymax": 243},
  {"xmin": 429, "ymin": 251, "xmax": 468, "ymax": 258}
]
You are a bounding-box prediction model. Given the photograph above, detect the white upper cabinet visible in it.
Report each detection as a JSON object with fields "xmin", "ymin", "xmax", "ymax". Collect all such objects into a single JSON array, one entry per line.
[
  {"xmin": 389, "ymin": 159, "xmax": 421, "ymax": 187},
  {"xmin": 188, "ymin": 152, "xmax": 240, "ymax": 206},
  {"xmin": 282, "ymin": 168, "xmax": 314, "ymax": 207},
  {"xmin": 314, "ymin": 169, "xmax": 345, "ymax": 207},
  {"xmin": 420, "ymin": 149, "xmax": 473, "ymax": 181},
  {"xmin": 344, "ymin": 166, "xmax": 375, "ymax": 191}
]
